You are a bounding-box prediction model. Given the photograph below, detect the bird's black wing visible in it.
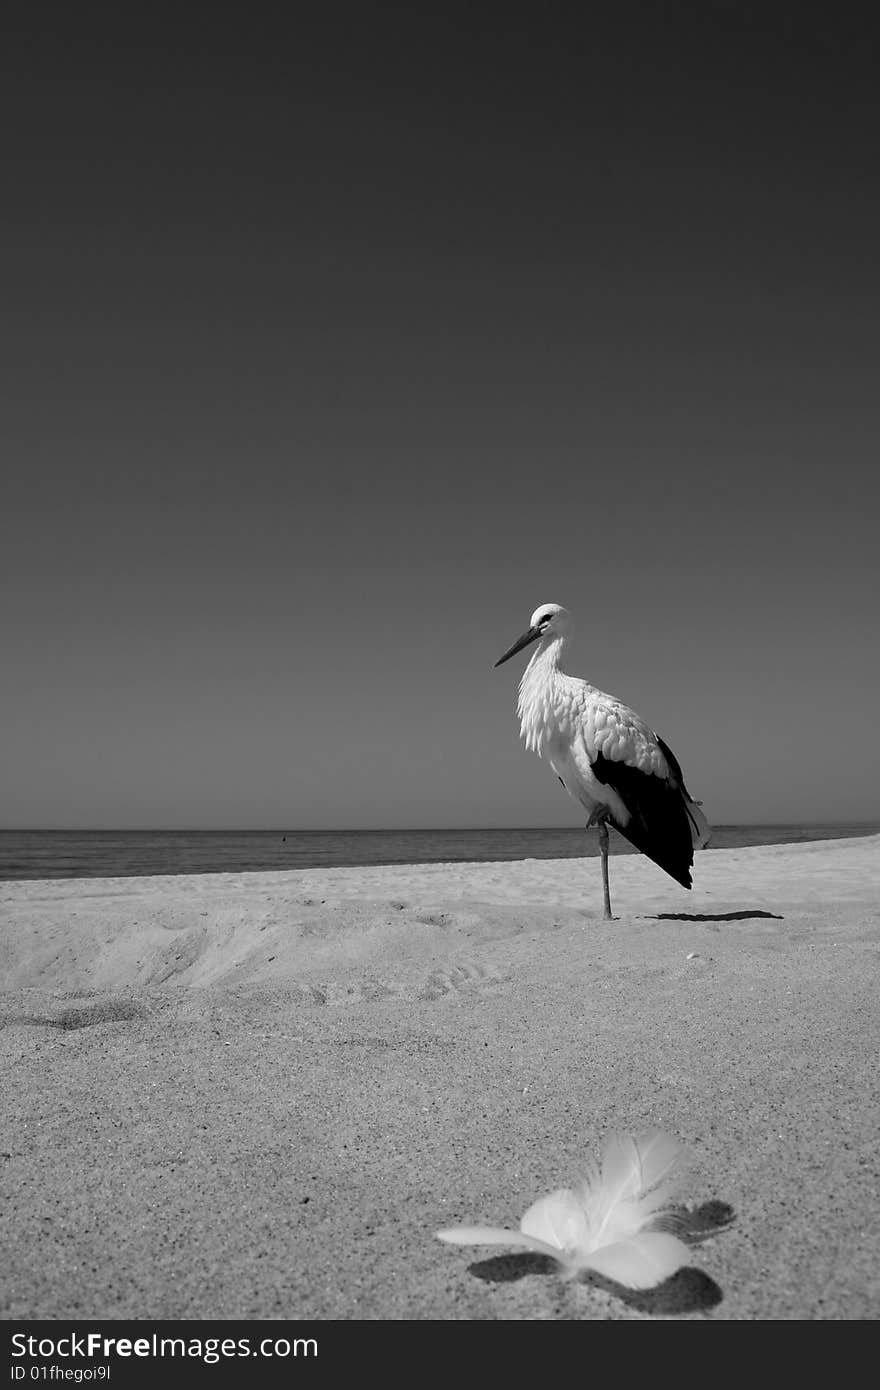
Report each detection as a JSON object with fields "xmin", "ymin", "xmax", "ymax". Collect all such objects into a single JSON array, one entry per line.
[{"xmin": 591, "ymin": 743, "xmax": 698, "ymax": 890}]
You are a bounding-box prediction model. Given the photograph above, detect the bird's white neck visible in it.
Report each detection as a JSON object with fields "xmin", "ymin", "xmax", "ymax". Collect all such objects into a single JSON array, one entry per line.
[{"xmin": 516, "ymin": 636, "xmax": 568, "ymax": 754}]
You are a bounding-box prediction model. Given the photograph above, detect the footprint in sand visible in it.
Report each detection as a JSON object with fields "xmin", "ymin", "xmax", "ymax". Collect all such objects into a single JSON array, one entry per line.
[
  {"xmin": 303, "ymin": 979, "xmax": 396, "ymax": 1006},
  {"xmin": 418, "ymin": 959, "xmax": 505, "ymax": 1001}
]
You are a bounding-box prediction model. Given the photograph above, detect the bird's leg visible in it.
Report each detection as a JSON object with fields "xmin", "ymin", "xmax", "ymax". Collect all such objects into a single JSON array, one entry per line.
[
  {"xmin": 597, "ymin": 817, "xmax": 615, "ymax": 921},
  {"xmin": 585, "ymin": 808, "xmax": 615, "ymax": 919}
]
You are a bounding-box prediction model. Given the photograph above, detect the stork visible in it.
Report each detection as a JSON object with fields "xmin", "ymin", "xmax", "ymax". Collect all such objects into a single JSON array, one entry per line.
[{"xmin": 495, "ymin": 603, "xmax": 710, "ymax": 919}]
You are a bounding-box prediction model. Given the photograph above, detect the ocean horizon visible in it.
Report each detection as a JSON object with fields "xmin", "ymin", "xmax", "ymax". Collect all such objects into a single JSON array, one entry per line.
[{"xmin": 0, "ymin": 823, "xmax": 877, "ymax": 882}]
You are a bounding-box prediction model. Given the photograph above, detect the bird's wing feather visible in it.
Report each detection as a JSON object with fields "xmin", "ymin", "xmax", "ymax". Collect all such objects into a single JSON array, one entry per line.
[
  {"xmin": 591, "ymin": 748, "xmax": 698, "ymax": 888},
  {"xmin": 520, "ymin": 1188, "xmax": 589, "ymax": 1250},
  {"xmin": 577, "ymin": 698, "xmax": 708, "ymax": 887},
  {"xmin": 436, "ymin": 1226, "xmax": 562, "ymax": 1258},
  {"xmin": 570, "ymin": 687, "xmax": 667, "ymax": 777},
  {"xmin": 580, "ymin": 1232, "xmax": 692, "ymax": 1289},
  {"xmin": 630, "ymin": 1129, "xmax": 684, "ymax": 1194},
  {"xmin": 585, "ymin": 1131, "xmax": 683, "ymax": 1242}
]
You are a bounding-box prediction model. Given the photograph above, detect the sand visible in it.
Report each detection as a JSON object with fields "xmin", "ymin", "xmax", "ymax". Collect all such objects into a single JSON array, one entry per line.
[{"xmin": 1, "ymin": 834, "xmax": 878, "ymax": 1321}]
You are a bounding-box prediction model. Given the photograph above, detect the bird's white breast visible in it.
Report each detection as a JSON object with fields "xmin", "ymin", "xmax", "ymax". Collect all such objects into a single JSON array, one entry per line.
[
  {"xmin": 516, "ymin": 642, "xmax": 669, "ymax": 777},
  {"xmin": 516, "ymin": 643, "xmax": 566, "ymax": 756}
]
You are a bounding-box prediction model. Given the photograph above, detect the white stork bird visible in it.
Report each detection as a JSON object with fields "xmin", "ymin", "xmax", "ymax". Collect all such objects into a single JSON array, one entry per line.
[{"xmin": 495, "ymin": 603, "xmax": 710, "ymax": 919}]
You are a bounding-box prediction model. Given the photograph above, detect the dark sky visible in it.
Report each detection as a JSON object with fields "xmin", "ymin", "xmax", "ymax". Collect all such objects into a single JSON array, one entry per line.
[{"xmin": 3, "ymin": 6, "xmax": 879, "ymax": 828}]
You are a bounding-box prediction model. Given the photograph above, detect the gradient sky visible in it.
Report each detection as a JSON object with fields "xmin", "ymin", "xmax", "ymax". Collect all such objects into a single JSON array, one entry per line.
[{"xmin": 3, "ymin": 7, "xmax": 879, "ymax": 828}]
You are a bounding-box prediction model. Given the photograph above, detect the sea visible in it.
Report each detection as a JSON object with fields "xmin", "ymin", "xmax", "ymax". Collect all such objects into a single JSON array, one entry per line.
[{"xmin": 0, "ymin": 824, "xmax": 877, "ymax": 882}]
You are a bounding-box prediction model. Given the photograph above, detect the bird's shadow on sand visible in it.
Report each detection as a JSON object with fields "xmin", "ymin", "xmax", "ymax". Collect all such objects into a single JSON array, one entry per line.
[
  {"xmin": 650, "ymin": 910, "xmax": 783, "ymax": 922},
  {"xmin": 467, "ymin": 1200, "xmax": 735, "ymax": 1315}
]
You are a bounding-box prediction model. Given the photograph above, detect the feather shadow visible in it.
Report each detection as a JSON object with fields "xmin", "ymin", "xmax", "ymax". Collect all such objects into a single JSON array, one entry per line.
[
  {"xmin": 468, "ymin": 1254, "xmax": 723, "ymax": 1313},
  {"xmin": 585, "ymin": 1264, "xmax": 724, "ymax": 1314},
  {"xmin": 469, "ymin": 1251, "xmax": 557, "ymax": 1283}
]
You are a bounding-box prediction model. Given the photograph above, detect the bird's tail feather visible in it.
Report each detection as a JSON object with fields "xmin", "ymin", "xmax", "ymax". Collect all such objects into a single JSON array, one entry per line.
[
  {"xmin": 654, "ymin": 734, "xmax": 712, "ymax": 854},
  {"xmin": 612, "ymin": 783, "xmax": 711, "ymax": 889},
  {"xmin": 614, "ymin": 817, "xmax": 695, "ymax": 889},
  {"xmin": 684, "ymin": 796, "xmax": 711, "ymax": 850}
]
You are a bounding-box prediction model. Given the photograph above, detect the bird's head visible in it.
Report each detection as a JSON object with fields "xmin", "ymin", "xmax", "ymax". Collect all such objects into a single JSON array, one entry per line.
[{"xmin": 494, "ymin": 603, "xmax": 572, "ymax": 667}]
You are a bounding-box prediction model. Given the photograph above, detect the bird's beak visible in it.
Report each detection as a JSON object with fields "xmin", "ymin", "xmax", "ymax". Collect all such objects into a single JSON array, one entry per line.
[{"xmin": 494, "ymin": 625, "xmax": 542, "ymax": 667}]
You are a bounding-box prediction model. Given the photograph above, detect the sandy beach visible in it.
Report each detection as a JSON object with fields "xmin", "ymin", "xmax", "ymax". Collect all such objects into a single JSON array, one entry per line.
[{"xmin": 2, "ymin": 834, "xmax": 878, "ymax": 1321}]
